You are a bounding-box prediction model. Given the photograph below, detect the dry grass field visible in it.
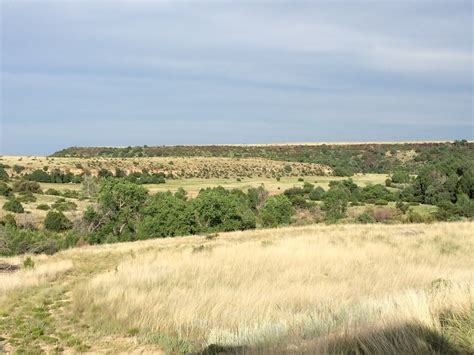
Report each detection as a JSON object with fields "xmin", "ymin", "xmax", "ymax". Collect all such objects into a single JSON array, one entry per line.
[{"xmin": 1, "ymin": 222, "xmax": 472, "ymax": 353}]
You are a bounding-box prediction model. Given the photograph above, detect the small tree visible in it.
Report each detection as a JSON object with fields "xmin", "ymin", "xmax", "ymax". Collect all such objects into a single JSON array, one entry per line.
[
  {"xmin": 259, "ymin": 195, "xmax": 294, "ymax": 228},
  {"xmin": 322, "ymin": 187, "xmax": 349, "ymax": 222},
  {"xmin": 44, "ymin": 211, "xmax": 72, "ymax": 232}
]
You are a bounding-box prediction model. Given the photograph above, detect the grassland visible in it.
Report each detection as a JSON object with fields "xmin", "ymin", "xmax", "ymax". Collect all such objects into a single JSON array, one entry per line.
[{"xmin": 1, "ymin": 222, "xmax": 472, "ymax": 353}]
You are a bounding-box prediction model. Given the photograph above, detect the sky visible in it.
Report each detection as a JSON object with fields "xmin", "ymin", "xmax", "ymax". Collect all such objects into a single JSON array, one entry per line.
[{"xmin": 1, "ymin": 0, "xmax": 473, "ymax": 155}]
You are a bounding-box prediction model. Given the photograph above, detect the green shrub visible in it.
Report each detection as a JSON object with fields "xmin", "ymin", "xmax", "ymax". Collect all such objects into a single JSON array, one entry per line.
[
  {"xmin": 62, "ymin": 190, "xmax": 80, "ymax": 198},
  {"xmin": 138, "ymin": 192, "xmax": 194, "ymax": 239},
  {"xmin": 322, "ymin": 187, "xmax": 350, "ymax": 222},
  {"xmin": 259, "ymin": 195, "xmax": 294, "ymax": 228},
  {"xmin": 23, "ymin": 256, "xmax": 35, "ymax": 269},
  {"xmin": 3, "ymin": 199, "xmax": 24, "ymax": 213},
  {"xmin": 309, "ymin": 186, "xmax": 325, "ymax": 201},
  {"xmin": 192, "ymin": 187, "xmax": 256, "ymax": 233},
  {"xmin": 45, "ymin": 188, "xmax": 61, "ymax": 196},
  {"xmin": 361, "ymin": 184, "xmax": 395, "ymax": 203},
  {"xmin": 0, "ymin": 166, "xmax": 9, "ymax": 181},
  {"xmin": 27, "ymin": 169, "xmax": 50, "ymax": 183},
  {"xmin": 333, "ymin": 166, "xmax": 354, "ymax": 177},
  {"xmin": 302, "ymin": 182, "xmax": 314, "ymax": 193},
  {"xmin": 37, "ymin": 204, "xmax": 50, "ymax": 211},
  {"xmin": 2, "ymin": 214, "xmax": 17, "ymax": 228},
  {"xmin": 13, "ymin": 165, "xmax": 25, "ymax": 174},
  {"xmin": 0, "ymin": 182, "xmax": 12, "ymax": 197},
  {"xmin": 356, "ymin": 212, "xmax": 376, "ymax": 224},
  {"xmin": 44, "ymin": 211, "xmax": 72, "ymax": 232},
  {"xmin": 17, "ymin": 192, "xmax": 37, "ymax": 203},
  {"xmin": 0, "ymin": 225, "xmax": 74, "ymax": 256},
  {"xmin": 396, "ymin": 201, "xmax": 409, "ymax": 214},
  {"xmin": 51, "ymin": 199, "xmax": 77, "ymax": 212},
  {"xmin": 391, "ymin": 170, "xmax": 410, "ymax": 183}
]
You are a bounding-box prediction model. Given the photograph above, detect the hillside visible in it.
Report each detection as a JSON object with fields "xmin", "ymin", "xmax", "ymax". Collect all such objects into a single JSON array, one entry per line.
[
  {"xmin": 51, "ymin": 141, "xmax": 474, "ymax": 175},
  {"xmin": 1, "ymin": 222, "xmax": 473, "ymax": 353},
  {"xmin": 0, "ymin": 156, "xmax": 331, "ymax": 180}
]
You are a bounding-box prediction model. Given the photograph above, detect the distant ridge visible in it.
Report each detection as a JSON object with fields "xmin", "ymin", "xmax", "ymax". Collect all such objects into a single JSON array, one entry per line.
[{"xmin": 50, "ymin": 140, "xmax": 473, "ymax": 175}]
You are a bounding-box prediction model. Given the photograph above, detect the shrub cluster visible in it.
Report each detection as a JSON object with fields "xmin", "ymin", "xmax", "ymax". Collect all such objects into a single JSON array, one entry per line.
[
  {"xmin": 26, "ymin": 169, "xmax": 82, "ymax": 183},
  {"xmin": 83, "ymin": 180, "xmax": 295, "ymax": 244}
]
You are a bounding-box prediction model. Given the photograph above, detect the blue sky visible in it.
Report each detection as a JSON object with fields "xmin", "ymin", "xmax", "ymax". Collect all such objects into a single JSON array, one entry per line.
[{"xmin": 1, "ymin": 0, "xmax": 473, "ymax": 155}]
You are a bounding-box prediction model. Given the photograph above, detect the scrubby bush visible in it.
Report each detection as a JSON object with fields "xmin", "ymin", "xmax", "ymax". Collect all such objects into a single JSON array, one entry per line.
[
  {"xmin": 62, "ymin": 189, "xmax": 80, "ymax": 198},
  {"xmin": 302, "ymin": 182, "xmax": 314, "ymax": 193},
  {"xmin": 0, "ymin": 182, "xmax": 12, "ymax": 197},
  {"xmin": 174, "ymin": 187, "xmax": 187, "ymax": 201},
  {"xmin": 13, "ymin": 180, "xmax": 42, "ymax": 194},
  {"xmin": 51, "ymin": 199, "xmax": 77, "ymax": 212},
  {"xmin": 356, "ymin": 211, "xmax": 376, "ymax": 224},
  {"xmin": 27, "ymin": 169, "xmax": 51, "ymax": 182},
  {"xmin": 0, "ymin": 166, "xmax": 9, "ymax": 181},
  {"xmin": 13, "ymin": 165, "xmax": 25, "ymax": 174},
  {"xmin": 45, "ymin": 188, "xmax": 61, "ymax": 196},
  {"xmin": 396, "ymin": 201, "xmax": 409, "ymax": 214},
  {"xmin": 37, "ymin": 204, "xmax": 50, "ymax": 210},
  {"xmin": 0, "ymin": 225, "xmax": 78, "ymax": 256},
  {"xmin": 17, "ymin": 192, "xmax": 37, "ymax": 203},
  {"xmin": 23, "ymin": 256, "xmax": 35, "ymax": 268},
  {"xmin": 333, "ymin": 165, "xmax": 354, "ymax": 177},
  {"xmin": 2, "ymin": 214, "xmax": 17, "ymax": 228},
  {"xmin": 309, "ymin": 186, "xmax": 325, "ymax": 201},
  {"xmin": 283, "ymin": 187, "xmax": 309, "ymax": 207},
  {"xmin": 361, "ymin": 184, "xmax": 395, "ymax": 203},
  {"xmin": 44, "ymin": 211, "xmax": 72, "ymax": 232},
  {"xmin": 3, "ymin": 199, "xmax": 24, "ymax": 213},
  {"xmin": 259, "ymin": 195, "xmax": 294, "ymax": 227}
]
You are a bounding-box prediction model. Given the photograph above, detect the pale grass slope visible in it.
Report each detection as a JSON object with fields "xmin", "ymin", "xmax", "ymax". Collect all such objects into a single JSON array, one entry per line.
[
  {"xmin": 73, "ymin": 222, "xmax": 474, "ymax": 353},
  {"xmin": 0, "ymin": 260, "xmax": 72, "ymax": 298}
]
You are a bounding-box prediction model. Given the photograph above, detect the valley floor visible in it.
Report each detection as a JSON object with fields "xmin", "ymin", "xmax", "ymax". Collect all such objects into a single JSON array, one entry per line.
[{"xmin": 1, "ymin": 222, "xmax": 473, "ymax": 353}]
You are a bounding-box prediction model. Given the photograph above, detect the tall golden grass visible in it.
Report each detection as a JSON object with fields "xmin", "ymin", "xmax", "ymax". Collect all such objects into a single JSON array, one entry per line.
[
  {"xmin": 0, "ymin": 260, "xmax": 73, "ymax": 299},
  {"xmin": 75, "ymin": 222, "xmax": 474, "ymax": 353}
]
